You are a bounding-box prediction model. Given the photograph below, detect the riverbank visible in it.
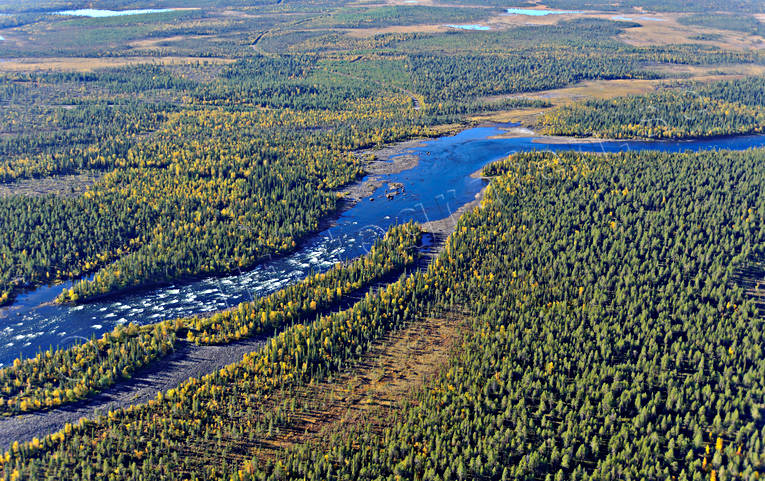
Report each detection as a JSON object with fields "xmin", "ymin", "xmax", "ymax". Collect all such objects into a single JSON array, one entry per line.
[
  {"xmin": 0, "ymin": 238, "xmax": 449, "ymax": 449},
  {"xmin": 490, "ymin": 125, "xmax": 617, "ymax": 144},
  {"xmin": 421, "ymin": 167, "xmax": 489, "ymax": 239},
  {"xmin": 0, "ymin": 337, "xmax": 265, "ymax": 449},
  {"xmin": 0, "ymin": 128, "xmax": 485, "ymax": 446},
  {"xmin": 3, "ymin": 124, "xmax": 765, "ymax": 445},
  {"xmin": 341, "ymin": 139, "xmax": 426, "ymax": 203}
]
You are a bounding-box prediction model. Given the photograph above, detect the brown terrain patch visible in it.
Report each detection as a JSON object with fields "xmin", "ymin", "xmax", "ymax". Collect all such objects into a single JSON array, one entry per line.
[
  {"xmin": 486, "ymin": 10, "xmax": 578, "ymax": 29},
  {"xmin": 128, "ymin": 35, "xmax": 206, "ymax": 49},
  {"xmin": 648, "ymin": 63, "xmax": 765, "ymax": 80},
  {"xmin": 470, "ymin": 78, "xmax": 662, "ymax": 126},
  {"xmin": 176, "ymin": 307, "xmax": 466, "ymax": 469},
  {"xmin": 253, "ymin": 307, "xmax": 466, "ymax": 462},
  {"xmin": 479, "ymin": 7, "xmax": 764, "ymax": 51},
  {"xmin": 0, "ymin": 172, "xmax": 102, "ymax": 198},
  {"xmin": 470, "ymin": 63, "xmax": 765, "ymax": 127},
  {"xmin": 0, "ymin": 56, "xmax": 234, "ymax": 73},
  {"xmin": 615, "ymin": 13, "xmax": 765, "ymax": 51},
  {"xmin": 339, "ymin": 6, "xmax": 765, "ymax": 49}
]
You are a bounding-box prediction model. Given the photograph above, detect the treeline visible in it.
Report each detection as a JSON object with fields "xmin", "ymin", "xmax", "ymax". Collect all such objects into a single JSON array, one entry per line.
[
  {"xmin": 193, "ymin": 56, "xmax": 380, "ymax": 110},
  {"xmin": 2, "ymin": 17, "xmax": 760, "ymax": 304},
  {"xmin": 678, "ymin": 13, "xmax": 765, "ymax": 36},
  {"xmin": 307, "ymin": 5, "xmax": 488, "ymax": 29},
  {"xmin": 188, "ymin": 222, "xmax": 421, "ymax": 344},
  {"xmin": 508, "ymin": 0, "xmax": 763, "ymax": 12},
  {"xmin": 540, "ymin": 76, "xmax": 765, "ymax": 139},
  {"xmin": 263, "ymin": 148, "xmax": 765, "ymax": 481},
  {"xmin": 404, "ymin": 36, "xmax": 757, "ymax": 102},
  {"xmin": 3, "ymin": 148, "xmax": 765, "ymax": 479},
  {"xmin": 0, "ymin": 223, "xmax": 420, "ymax": 415},
  {"xmin": 0, "ymin": 56, "xmax": 442, "ymax": 306},
  {"xmin": 0, "ymin": 230, "xmax": 440, "ymax": 478},
  {"xmin": 406, "ymin": 51, "xmax": 659, "ymax": 102}
]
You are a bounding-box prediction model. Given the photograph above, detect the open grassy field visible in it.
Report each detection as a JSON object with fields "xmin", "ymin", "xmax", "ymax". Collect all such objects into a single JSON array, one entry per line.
[
  {"xmin": 470, "ymin": 63, "xmax": 765, "ymax": 127},
  {"xmin": 0, "ymin": 56, "xmax": 234, "ymax": 72}
]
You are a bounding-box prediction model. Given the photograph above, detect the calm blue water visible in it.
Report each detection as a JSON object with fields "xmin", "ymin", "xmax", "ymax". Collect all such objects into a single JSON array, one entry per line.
[
  {"xmin": 506, "ymin": 8, "xmax": 581, "ymax": 16},
  {"xmin": 446, "ymin": 24, "xmax": 491, "ymax": 30},
  {"xmin": 1, "ymin": 126, "xmax": 765, "ymax": 366},
  {"xmin": 56, "ymin": 9, "xmax": 176, "ymax": 18}
]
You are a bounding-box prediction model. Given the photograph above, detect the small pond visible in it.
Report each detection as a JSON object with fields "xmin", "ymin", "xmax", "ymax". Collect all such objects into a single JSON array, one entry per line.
[{"xmin": 446, "ymin": 24, "xmax": 490, "ymax": 30}]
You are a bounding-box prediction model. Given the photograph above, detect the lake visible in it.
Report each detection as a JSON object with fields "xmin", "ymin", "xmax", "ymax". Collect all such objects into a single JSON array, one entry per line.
[
  {"xmin": 446, "ymin": 24, "xmax": 491, "ymax": 30},
  {"xmin": 1, "ymin": 127, "xmax": 765, "ymax": 366}
]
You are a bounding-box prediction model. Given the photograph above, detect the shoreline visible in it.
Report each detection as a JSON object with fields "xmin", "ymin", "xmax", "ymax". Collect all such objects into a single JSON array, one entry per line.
[
  {"xmin": 0, "ymin": 134, "xmax": 443, "ymax": 311},
  {"xmin": 491, "ymin": 125, "xmax": 765, "ymax": 145},
  {"xmin": 421, "ymin": 166, "xmax": 489, "ymax": 238},
  {"xmin": 10, "ymin": 124, "xmax": 762, "ymax": 310},
  {"xmin": 0, "ymin": 336, "xmax": 265, "ymax": 450},
  {"xmin": 339, "ymin": 138, "xmax": 427, "ymax": 204},
  {"xmin": 5, "ymin": 121, "xmax": 762, "ymax": 447},
  {"xmin": 490, "ymin": 125, "xmax": 618, "ymax": 144},
  {"xmin": 0, "ymin": 132, "xmax": 475, "ymax": 446}
]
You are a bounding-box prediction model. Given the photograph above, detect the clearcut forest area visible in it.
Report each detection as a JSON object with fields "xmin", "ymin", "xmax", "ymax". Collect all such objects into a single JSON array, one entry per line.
[{"xmin": 0, "ymin": 0, "xmax": 764, "ymax": 480}]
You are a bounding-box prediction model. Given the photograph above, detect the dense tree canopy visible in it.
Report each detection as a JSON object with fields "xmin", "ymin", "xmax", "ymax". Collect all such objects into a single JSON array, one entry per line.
[
  {"xmin": 0, "ymin": 223, "xmax": 421, "ymax": 415},
  {"xmin": 541, "ymin": 77, "xmax": 765, "ymax": 139},
  {"xmin": 2, "ymin": 148, "xmax": 764, "ymax": 480},
  {"xmin": 2, "ymin": 4, "xmax": 765, "ymax": 478}
]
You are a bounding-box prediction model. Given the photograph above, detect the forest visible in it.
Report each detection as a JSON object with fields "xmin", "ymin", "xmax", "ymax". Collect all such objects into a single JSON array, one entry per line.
[
  {"xmin": 2, "ymin": 16, "xmax": 758, "ymax": 306},
  {"xmin": 437, "ymin": 0, "xmax": 763, "ymax": 11},
  {"xmin": 1, "ymin": 0, "xmax": 765, "ymax": 479},
  {"xmin": 1, "ymin": 148, "xmax": 763, "ymax": 480},
  {"xmin": 0, "ymin": 223, "xmax": 420, "ymax": 415},
  {"xmin": 541, "ymin": 77, "xmax": 765, "ymax": 139}
]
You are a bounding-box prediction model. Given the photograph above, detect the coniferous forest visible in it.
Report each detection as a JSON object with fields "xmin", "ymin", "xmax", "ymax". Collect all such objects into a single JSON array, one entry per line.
[
  {"xmin": 541, "ymin": 77, "xmax": 765, "ymax": 139},
  {"xmin": 1, "ymin": 0, "xmax": 765, "ymax": 480}
]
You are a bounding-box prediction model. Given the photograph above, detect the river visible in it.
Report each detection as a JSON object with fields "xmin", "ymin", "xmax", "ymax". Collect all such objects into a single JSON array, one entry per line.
[{"xmin": 2, "ymin": 125, "xmax": 765, "ymax": 366}]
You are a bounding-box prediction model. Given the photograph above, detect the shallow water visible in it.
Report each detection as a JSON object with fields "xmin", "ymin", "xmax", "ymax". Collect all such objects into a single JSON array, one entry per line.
[
  {"xmin": 506, "ymin": 8, "xmax": 581, "ymax": 16},
  {"xmin": 446, "ymin": 24, "xmax": 490, "ymax": 30},
  {"xmin": 2, "ymin": 127, "xmax": 765, "ymax": 366},
  {"xmin": 55, "ymin": 9, "xmax": 176, "ymax": 18}
]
